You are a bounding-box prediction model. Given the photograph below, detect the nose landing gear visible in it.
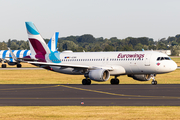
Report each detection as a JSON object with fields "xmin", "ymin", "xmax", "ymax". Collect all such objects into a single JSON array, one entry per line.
[{"xmin": 151, "ymin": 74, "xmax": 157, "ymax": 85}]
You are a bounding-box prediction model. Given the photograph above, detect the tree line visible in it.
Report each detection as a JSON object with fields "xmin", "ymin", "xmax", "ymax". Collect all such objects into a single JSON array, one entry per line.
[{"xmin": 1, "ymin": 34, "xmax": 180, "ymax": 55}]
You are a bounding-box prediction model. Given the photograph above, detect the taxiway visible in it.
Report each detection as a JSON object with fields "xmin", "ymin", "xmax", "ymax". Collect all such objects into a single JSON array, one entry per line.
[{"xmin": 0, "ymin": 84, "xmax": 180, "ymax": 106}]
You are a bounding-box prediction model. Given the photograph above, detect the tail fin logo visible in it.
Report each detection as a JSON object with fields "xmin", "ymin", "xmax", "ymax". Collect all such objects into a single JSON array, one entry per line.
[
  {"xmin": 25, "ymin": 22, "xmax": 51, "ymax": 62},
  {"xmin": 29, "ymin": 38, "xmax": 47, "ymax": 55},
  {"xmin": 26, "ymin": 22, "xmax": 39, "ymax": 35}
]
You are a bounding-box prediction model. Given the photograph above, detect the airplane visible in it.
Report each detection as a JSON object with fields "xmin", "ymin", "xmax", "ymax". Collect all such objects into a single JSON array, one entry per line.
[
  {"xmin": 0, "ymin": 32, "xmax": 59, "ymax": 68},
  {"xmin": 10, "ymin": 22, "xmax": 177, "ymax": 85}
]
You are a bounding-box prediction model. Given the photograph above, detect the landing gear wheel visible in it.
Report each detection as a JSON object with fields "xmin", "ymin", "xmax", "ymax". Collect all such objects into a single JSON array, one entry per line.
[
  {"xmin": 2, "ymin": 64, "xmax": 6, "ymax": 68},
  {"xmin": 151, "ymin": 80, "xmax": 157, "ymax": 85},
  {"xmin": 87, "ymin": 79, "xmax": 91, "ymax": 85},
  {"xmin": 110, "ymin": 79, "xmax": 119, "ymax": 85},
  {"xmin": 151, "ymin": 74, "xmax": 157, "ymax": 85},
  {"xmin": 82, "ymin": 79, "xmax": 91, "ymax": 85},
  {"xmin": 17, "ymin": 64, "xmax": 22, "ymax": 68}
]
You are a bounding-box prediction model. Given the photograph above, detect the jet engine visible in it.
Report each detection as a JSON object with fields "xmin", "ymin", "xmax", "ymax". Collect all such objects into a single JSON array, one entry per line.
[
  {"xmin": 8, "ymin": 62, "xmax": 17, "ymax": 65},
  {"xmin": 128, "ymin": 74, "xmax": 152, "ymax": 81},
  {"xmin": 88, "ymin": 69, "xmax": 110, "ymax": 82}
]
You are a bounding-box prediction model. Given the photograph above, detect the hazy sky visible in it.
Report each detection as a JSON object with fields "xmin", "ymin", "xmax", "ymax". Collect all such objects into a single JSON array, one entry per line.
[{"xmin": 1, "ymin": 0, "xmax": 180, "ymax": 41}]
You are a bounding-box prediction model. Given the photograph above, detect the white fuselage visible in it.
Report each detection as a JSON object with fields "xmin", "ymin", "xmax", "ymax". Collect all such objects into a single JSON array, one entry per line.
[{"xmin": 49, "ymin": 51, "xmax": 177, "ymax": 76}]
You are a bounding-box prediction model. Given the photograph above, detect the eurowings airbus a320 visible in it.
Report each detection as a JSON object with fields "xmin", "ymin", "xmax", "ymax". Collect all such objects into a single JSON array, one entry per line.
[{"xmin": 10, "ymin": 22, "xmax": 177, "ymax": 85}]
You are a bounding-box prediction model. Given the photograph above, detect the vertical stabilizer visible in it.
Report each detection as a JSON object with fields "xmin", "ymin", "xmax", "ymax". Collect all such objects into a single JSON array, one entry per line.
[
  {"xmin": 48, "ymin": 32, "xmax": 59, "ymax": 52},
  {"xmin": 25, "ymin": 22, "xmax": 50, "ymax": 56}
]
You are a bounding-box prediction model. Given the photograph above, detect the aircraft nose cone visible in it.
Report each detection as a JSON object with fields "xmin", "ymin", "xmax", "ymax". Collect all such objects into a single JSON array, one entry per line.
[{"xmin": 171, "ymin": 61, "xmax": 177, "ymax": 71}]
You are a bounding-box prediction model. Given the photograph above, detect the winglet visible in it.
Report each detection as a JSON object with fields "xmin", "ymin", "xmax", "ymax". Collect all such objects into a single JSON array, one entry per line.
[{"xmin": 48, "ymin": 32, "xmax": 59, "ymax": 52}]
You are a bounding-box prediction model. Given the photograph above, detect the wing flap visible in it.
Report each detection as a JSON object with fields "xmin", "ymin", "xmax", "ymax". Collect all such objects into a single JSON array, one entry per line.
[
  {"xmin": 28, "ymin": 61, "xmax": 90, "ymax": 69},
  {"xmin": 27, "ymin": 62, "xmax": 115, "ymax": 71}
]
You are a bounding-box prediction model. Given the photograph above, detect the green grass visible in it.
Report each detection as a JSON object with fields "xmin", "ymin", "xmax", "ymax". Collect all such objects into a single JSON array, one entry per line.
[
  {"xmin": 0, "ymin": 63, "xmax": 37, "ymax": 68},
  {"xmin": 171, "ymin": 57, "xmax": 180, "ymax": 66},
  {"xmin": 0, "ymin": 69, "xmax": 179, "ymax": 84},
  {"xmin": 0, "ymin": 106, "xmax": 180, "ymax": 120},
  {"xmin": 0, "ymin": 63, "xmax": 179, "ymax": 120}
]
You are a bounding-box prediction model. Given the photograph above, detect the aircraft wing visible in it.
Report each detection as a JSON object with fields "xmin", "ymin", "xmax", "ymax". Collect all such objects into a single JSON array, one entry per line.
[
  {"xmin": 5, "ymin": 57, "xmax": 38, "ymax": 61},
  {"xmin": 28, "ymin": 61, "xmax": 90, "ymax": 69},
  {"xmin": 27, "ymin": 61, "xmax": 114, "ymax": 70}
]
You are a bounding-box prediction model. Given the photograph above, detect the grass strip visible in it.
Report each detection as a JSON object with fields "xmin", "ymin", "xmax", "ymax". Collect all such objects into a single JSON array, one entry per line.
[
  {"xmin": 0, "ymin": 69, "xmax": 179, "ymax": 84},
  {"xmin": 0, "ymin": 106, "xmax": 180, "ymax": 120}
]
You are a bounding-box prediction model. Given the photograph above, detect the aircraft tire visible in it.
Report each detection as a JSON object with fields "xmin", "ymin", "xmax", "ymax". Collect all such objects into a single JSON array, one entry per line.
[
  {"xmin": 17, "ymin": 64, "xmax": 22, "ymax": 68},
  {"xmin": 82, "ymin": 79, "xmax": 91, "ymax": 85},
  {"xmin": 87, "ymin": 79, "xmax": 91, "ymax": 85},
  {"xmin": 2, "ymin": 64, "xmax": 6, "ymax": 68},
  {"xmin": 151, "ymin": 80, "xmax": 157, "ymax": 85},
  {"xmin": 155, "ymin": 81, "xmax": 157, "ymax": 85},
  {"xmin": 110, "ymin": 79, "xmax": 119, "ymax": 85}
]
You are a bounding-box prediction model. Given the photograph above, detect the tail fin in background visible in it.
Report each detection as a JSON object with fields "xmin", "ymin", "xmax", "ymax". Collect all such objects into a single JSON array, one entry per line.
[
  {"xmin": 48, "ymin": 32, "xmax": 59, "ymax": 52},
  {"xmin": 25, "ymin": 22, "xmax": 50, "ymax": 56}
]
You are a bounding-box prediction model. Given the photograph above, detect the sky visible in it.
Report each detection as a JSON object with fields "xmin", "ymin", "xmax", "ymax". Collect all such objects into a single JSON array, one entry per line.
[{"xmin": 1, "ymin": 0, "xmax": 180, "ymax": 42}]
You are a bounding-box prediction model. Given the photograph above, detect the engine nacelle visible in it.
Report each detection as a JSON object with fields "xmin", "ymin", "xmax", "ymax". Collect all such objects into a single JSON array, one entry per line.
[
  {"xmin": 128, "ymin": 74, "xmax": 152, "ymax": 81},
  {"xmin": 8, "ymin": 62, "xmax": 17, "ymax": 66},
  {"xmin": 89, "ymin": 69, "xmax": 110, "ymax": 82}
]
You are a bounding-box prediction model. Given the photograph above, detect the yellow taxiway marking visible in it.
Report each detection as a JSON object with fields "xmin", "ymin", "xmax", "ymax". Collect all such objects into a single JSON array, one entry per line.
[
  {"xmin": 0, "ymin": 85, "xmax": 60, "ymax": 91},
  {"xmin": 0, "ymin": 97, "xmax": 179, "ymax": 100},
  {"xmin": 0, "ymin": 84, "xmax": 180, "ymax": 100},
  {"xmin": 59, "ymin": 85, "xmax": 180, "ymax": 99}
]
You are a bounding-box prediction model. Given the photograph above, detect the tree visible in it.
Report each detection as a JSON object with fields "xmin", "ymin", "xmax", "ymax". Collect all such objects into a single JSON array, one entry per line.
[
  {"xmin": 62, "ymin": 41, "xmax": 78, "ymax": 51},
  {"xmin": 93, "ymin": 45, "xmax": 102, "ymax": 51},
  {"xmin": 122, "ymin": 45, "xmax": 134, "ymax": 51},
  {"xmin": 10, "ymin": 42, "xmax": 18, "ymax": 50},
  {"xmin": 77, "ymin": 34, "xmax": 96, "ymax": 43},
  {"xmin": 104, "ymin": 45, "xmax": 114, "ymax": 51},
  {"xmin": 0, "ymin": 42, "xmax": 8, "ymax": 50},
  {"xmin": 7, "ymin": 39, "xmax": 11, "ymax": 47},
  {"xmin": 171, "ymin": 41, "xmax": 178, "ymax": 46},
  {"xmin": 171, "ymin": 45, "xmax": 180, "ymax": 56},
  {"xmin": 134, "ymin": 43, "xmax": 143, "ymax": 51}
]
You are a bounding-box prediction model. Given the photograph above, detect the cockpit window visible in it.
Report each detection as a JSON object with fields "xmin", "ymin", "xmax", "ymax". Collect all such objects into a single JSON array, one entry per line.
[
  {"xmin": 164, "ymin": 57, "xmax": 171, "ymax": 60},
  {"xmin": 157, "ymin": 57, "xmax": 160, "ymax": 60},
  {"xmin": 161, "ymin": 57, "xmax": 164, "ymax": 60},
  {"xmin": 157, "ymin": 57, "xmax": 171, "ymax": 61}
]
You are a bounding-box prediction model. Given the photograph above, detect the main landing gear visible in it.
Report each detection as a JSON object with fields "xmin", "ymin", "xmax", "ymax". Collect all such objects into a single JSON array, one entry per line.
[
  {"xmin": 17, "ymin": 64, "xmax": 22, "ymax": 68},
  {"xmin": 82, "ymin": 73, "xmax": 91, "ymax": 85},
  {"xmin": 1, "ymin": 64, "xmax": 6, "ymax": 68},
  {"xmin": 110, "ymin": 76, "xmax": 119, "ymax": 85},
  {"xmin": 82, "ymin": 78, "xmax": 91, "ymax": 85},
  {"xmin": 151, "ymin": 74, "xmax": 157, "ymax": 85},
  {"xmin": 1, "ymin": 60, "xmax": 6, "ymax": 68}
]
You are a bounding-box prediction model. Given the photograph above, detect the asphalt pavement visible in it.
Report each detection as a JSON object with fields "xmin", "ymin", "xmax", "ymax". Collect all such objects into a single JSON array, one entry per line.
[{"xmin": 0, "ymin": 84, "xmax": 180, "ymax": 106}]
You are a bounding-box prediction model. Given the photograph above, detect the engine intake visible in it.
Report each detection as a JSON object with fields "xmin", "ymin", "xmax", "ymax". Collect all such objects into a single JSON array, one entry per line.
[
  {"xmin": 128, "ymin": 74, "xmax": 152, "ymax": 81},
  {"xmin": 88, "ymin": 69, "xmax": 110, "ymax": 82}
]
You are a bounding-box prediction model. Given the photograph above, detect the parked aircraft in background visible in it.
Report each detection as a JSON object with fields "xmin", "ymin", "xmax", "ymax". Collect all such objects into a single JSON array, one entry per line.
[
  {"xmin": 0, "ymin": 32, "xmax": 59, "ymax": 68},
  {"xmin": 10, "ymin": 22, "xmax": 177, "ymax": 85}
]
